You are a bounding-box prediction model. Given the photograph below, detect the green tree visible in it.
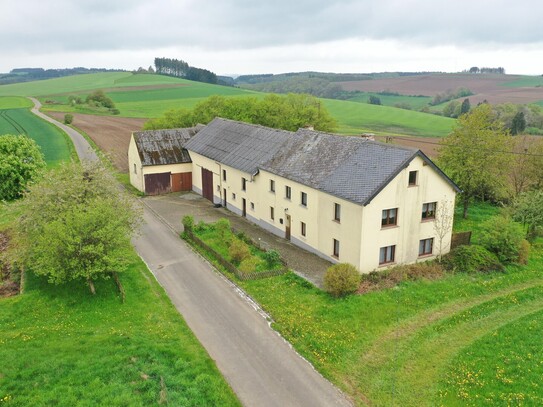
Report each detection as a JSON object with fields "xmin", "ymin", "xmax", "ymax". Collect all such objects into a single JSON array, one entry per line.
[
  {"xmin": 511, "ymin": 111, "xmax": 526, "ymax": 135},
  {"xmin": 16, "ymin": 162, "xmax": 140, "ymax": 294},
  {"xmin": 460, "ymin": 98, "xmax": 471, "ymax": 115},
  {"xmin": 513, "ymin": 190, "xmax": 543, "ymax": 238},
  {"xmin": 479, "ymin": 216, "xmax": 525, "ymax": 263},
  {"xmin": 86, "ymin": 90, "xmax": 115, "ymax": 109},
  {"xmin": 0, "ymin": 134, "xmax": 46, "ymax": 201},
  {"xmin": 438, "ymin": 104, "xmax": 512, "ymax": 218},
  {"xmin": 368, "ymin": 95, "xmax": 381, "ymax": 105}
]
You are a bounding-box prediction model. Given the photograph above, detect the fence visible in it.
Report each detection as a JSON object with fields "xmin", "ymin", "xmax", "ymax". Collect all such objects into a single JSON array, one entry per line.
[
  {"xmin": 451, "ymin": 231, "xmax": 472, "ymax": 249},
  {"xmin": 184, "ymin": 228, "xmax": 288, "ymax": 281}
]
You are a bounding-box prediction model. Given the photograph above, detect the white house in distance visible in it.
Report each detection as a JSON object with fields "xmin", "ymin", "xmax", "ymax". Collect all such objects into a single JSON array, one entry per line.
[
  {"xmin": 128, "ymin": 126, "xmax": 203, "ymax": 195},
  {"xmin": 130, "ymin": 117, "xmax": 460, "ymax": 273}
]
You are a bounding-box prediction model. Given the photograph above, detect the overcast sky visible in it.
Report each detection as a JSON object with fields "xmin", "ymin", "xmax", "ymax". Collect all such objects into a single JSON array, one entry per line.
[{"xmin": 1, "ymin": 0, "xmax": 543, "ymax": 76}]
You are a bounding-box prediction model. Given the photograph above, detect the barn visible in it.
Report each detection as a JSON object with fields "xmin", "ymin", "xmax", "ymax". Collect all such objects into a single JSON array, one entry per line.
[{"xmin": 128, "ymin": 126, "xmax": 204, "ymax": 195}]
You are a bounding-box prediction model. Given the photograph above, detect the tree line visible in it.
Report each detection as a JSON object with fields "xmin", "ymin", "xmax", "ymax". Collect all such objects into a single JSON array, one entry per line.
[
  {"xmin": 466, "ymin": 67, "xmax": 506, "ymax": 74},
  {"xmin": 154, "ymin": 57, "xmax": 217, "ymax": 84}
]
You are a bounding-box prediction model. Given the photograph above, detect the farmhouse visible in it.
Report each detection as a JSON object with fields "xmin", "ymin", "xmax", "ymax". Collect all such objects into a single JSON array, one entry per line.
[
  {"xmin": 130, "ymin": 117, "xmax": 460, "ymax": 273},
  {"xmin": 128, "ymin": 125, "xmax": 204, "ymax": 195}
]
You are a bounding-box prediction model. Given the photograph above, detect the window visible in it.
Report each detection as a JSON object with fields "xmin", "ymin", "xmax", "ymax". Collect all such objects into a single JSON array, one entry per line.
[
  {"xmin": 285, "ymin": 185, "xmax": 291, "ymax": 199},
  {"xmin": 422, "ymin": 202, "xmax": 437, "ymax": 220},
  {"xmin": 270, "ymin": 207, "xmax": 275, "ymax": 220},
  {"xmin": 334, "ymin": 203, "xmax": 341, "ymax": 222},
  {"xmin": 381, "ymin": 208, "xmax": 398, "ymax": 227},
  {"xmin": 408, "ymin": 170, "xmax": 418, "ymax": 186},
  {"xmin": 301, "ymin": 192, "xmax": 307, "ymax": 207},
  {"xmin": 250, "ymin": 202, "xmax": 255, "ymax": 210},
  {"xmin": 419, "ymin": 238, "xmax": 434, "ymax": 256},
  {"xmin": 333, "ymin": 239, "xmax": 340, "ymax": 258},
  {"xmin": 379, "ymin": 245, "xmax": 396, "ymax": 265},
  {"xmin": 241, "ymin": 177, "xmax": 247, "ymax": 191},
  {"xmin": 270, "ymin": 179, "xmax": 275, "ymax": 193},
  {"xmin": 301, "ymin": 222, "xmax": 306, "ymax": 237},
  {"xmin": 222, "ymin": 169, "xmax": 226, "ymax": 182},
  {"xmin": 232, "ymin": 192, "xmax": 236, "ymax": 200},
  {"xmin": 133, "ymin": 163, "xmax": 137, "ymax": 174}
]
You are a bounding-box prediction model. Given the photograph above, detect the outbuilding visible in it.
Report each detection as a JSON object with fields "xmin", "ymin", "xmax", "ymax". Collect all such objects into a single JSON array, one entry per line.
[{"xmin": 128, "ymin": 126, "xmax": 203, "ymax": 195}]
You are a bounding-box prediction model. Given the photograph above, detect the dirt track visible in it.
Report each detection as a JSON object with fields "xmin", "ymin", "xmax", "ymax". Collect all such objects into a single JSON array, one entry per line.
[{"xmin": 49, "ymin": 112, "xmax": 146, "ymax": 171}]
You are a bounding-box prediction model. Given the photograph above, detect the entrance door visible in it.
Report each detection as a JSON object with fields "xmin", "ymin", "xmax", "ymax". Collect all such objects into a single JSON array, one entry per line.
[
  {"xmin": 223, "ymin": 188, "xmax": 227, "ymax": 207},
  {"xmin": 242, "ymin": 198, "xmax": 246, "ymax": 217},
  {"xmin": 285, "ymin": 214, "xmax": 291, "ymax": 240},
  {"xmin": 201, "ymin": 168, "xmax": 214, "ymax": 202}
]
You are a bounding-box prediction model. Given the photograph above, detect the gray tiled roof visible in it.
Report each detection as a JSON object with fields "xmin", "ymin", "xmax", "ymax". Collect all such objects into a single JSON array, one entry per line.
[
  {"xmin": 184, "ymin": 118, "xmax": 292, "ymax": 175},
  {"xmin": 133, "ymin": 125, "xmax": 204, "ymax": 166},
  {"xmin": 185, "ymin": 118, "xmax": 459, "ymax": 205}
]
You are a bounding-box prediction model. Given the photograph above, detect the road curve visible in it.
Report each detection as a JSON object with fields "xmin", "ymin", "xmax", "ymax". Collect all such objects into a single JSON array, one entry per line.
[
  {"xmin": 28, "ymin": 99, "xmax": 352, "ymax": 407},
  {"xmin": 29, "ymin": 97, "xmax": 98, "ymax": 162}
]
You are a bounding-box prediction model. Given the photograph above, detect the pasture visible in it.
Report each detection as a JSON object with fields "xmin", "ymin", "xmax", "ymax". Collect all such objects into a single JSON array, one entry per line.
[
  {"xmin": 237, "ymin": 203, "xmax": 543, "ymax": 406},
  {"xmin": 323, "ymin": 98, "xmax": 455, "ymax": 137},
  {"xmin": 0, "ymin": 97, "xmax": 72, "ymax": 166},
  {"xmin": 0, "ymin": 209, "xmax": 239, "ymax": 406},
  {"xmin": 346, "ymin": 92, "xmax": 431, "ymax": 110}
]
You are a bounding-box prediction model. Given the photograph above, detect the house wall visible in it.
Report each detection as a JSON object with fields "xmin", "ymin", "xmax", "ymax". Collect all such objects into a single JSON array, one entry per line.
[
  {"xmin": 128, "ymin": 135, "xmax": 192, "ymax": 194},
  {"xmin": 188, "ymin": 150, "xmax": 457, "ymax": 274},
  {"xmin": 359, "ymin": 156, "xmax": 457, "ymax": 272}
]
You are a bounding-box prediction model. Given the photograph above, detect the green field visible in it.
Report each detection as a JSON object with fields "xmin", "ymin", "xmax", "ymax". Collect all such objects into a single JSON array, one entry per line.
[
  {"xmin": 501, "ymin": 76, "xmax": 543, "ymax": 88},
  {"xmin": 234, "ymin": 202, "xmax": 543, "ymax": 406},
  {"xmin": 0, "ymin": 248, "xmax": 239, "ymax": 405},
  {"xmin": 0, "ymin": 98, "xmax": 72, "ymax": 166},
  {"xmin": 0, "ymin": 96, "xmax": 32, "ymax": 109},
  {"xmin": 346, "ymin": 92, "xmax": 432, "ymax": 110},
  {"xmin": 0, "ymin": 73, "xmax": 456, "ymax": 137},
  {"xmin": 323, "ymin": 98, "xmax": 455, "ymax": 137}
]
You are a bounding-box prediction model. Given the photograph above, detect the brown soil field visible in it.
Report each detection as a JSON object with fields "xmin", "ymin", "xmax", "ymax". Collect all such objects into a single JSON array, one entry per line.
[
  {"xmin": 337, "ymin": 74, "xmax": 543, "ymax": 105},
  {"xmin": 374, "ymin": 135, "xmax": 442, "ymax": 158},
  {"xmin": 49, "ymin": 112, "xmax": 146, "ymax": 172}
]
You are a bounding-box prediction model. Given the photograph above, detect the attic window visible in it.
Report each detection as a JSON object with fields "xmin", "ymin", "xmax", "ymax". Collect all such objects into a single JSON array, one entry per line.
[{"xmin": 408, "ymin": 171, "xmax": 418, "ymax": 186}]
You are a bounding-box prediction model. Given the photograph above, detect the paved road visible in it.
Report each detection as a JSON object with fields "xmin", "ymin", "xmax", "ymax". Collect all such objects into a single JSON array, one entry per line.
[
  {"xmin": 29, "ymin": 100, "xmax": 352, "ymax": 406},
  {"xmin": 29, "ymin": 98, "xmax": 98, "ymax": 162},
  {"xmin": 134, "ymin": 207, "xmax": 352, "ymax": 407}
]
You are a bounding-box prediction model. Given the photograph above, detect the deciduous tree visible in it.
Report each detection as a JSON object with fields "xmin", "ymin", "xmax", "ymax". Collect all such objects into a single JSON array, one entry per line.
[
  {"xmin": 16, "ymin": 162, "xmax": 140, "ymax": 294},
  {"xmin": 0, "ymin": 134, "xmax": 46, "ymax": 201},
  {"xmin": 438, "ymin": 104, "xmax": 512, "ymax": 218}
]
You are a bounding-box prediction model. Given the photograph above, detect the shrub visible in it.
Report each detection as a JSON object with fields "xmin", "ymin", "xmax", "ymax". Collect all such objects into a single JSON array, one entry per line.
[
  {"xmin": 442, "ymin": 244, "xmax": 504, "ymax": 274},
  {"xmin": 215, "ymin": 218, "xmax": 231, "ymax": 240},
  {"xmin": 518, "ymin": 239, "xmax": 531, "ymax": 265},
  {"xmin": 239, "ymin": 257, "xmax": 262, "ymax": 273},
  {"xmin": 229, "ymin": 238, "xmax": 251, "ymax": 264},
  {"xmin": 110, "ymin": 108, "xmax": 120, "ymax": 115},
  {"xmin": 263, "ymin": 249, "xmax": 281, "ymax": 268},
  {"xmin": 324, "ymin": 263, "xmax": 360, "ymax": 297},
  {"xmin": 182, "ymin": 215, "xmax": 194, "ymax": 231},
  {"xmin": 194, "ymin": 220, "xmax": 207, "ymax": 233},
  {"xmin": 479, "ymin": 216, "xmax": 525, "ymax": 263},
  {"xmin": 64, "ymin": 114, "xmax": 73, "ymax": 124}
]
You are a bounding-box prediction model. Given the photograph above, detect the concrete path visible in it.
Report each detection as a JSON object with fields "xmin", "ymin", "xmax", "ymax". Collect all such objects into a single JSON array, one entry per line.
[
  {"xmin": 29, "ymin": 98, "xmax": 98, "ymax": 162},
  {"xmin": 28, "ymin": 102, "xmax": 352, "ymax": 406},
  {"xmin": 144, "ymin": 192, "xmax": 333, "ymax": 288}
]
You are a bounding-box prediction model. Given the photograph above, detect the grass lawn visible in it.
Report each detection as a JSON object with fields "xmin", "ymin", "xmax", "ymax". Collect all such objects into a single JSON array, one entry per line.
[
  {"xmin": 322, "ymin": 98, "xmax": 455, "ymax": 137},
  {"xmin": 0, "ymin": 205, "xmax": 239, "ymax": 406},
  {"xmin": 231, "ymin": 202, "xmax": 543, "ymax": 406}
]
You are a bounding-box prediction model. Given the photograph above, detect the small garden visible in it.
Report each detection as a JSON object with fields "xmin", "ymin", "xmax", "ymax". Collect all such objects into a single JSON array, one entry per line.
[{"xmin": 182, "ymin": 216, "xmax": 286, "ymax": 279}]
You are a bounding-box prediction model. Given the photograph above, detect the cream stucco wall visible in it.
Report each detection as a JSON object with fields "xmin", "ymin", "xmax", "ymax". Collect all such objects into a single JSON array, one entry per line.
[
  {"xmin": 188, "ymin": 150, "xmax": 457, "ymax": 274},
  {"xmin": 128, "ymin": 135, "xmax": 193, "ymax": 194}
]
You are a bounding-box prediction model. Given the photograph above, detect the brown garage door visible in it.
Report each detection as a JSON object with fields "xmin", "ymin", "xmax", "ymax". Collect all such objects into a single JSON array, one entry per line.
[
  {"xmin": 171, "ymin": 172, "xmax": 192, "ymax": 192},
  {"xmin": 201, "ymin": 168, "xmax": 214, "ymax": 202},
  {"xmin": 144, "ymin": 172, "xmax": 171, "ymax": 195}
]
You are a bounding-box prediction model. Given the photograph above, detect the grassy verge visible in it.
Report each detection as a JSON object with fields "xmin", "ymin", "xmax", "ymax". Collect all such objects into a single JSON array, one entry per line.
[
  {"xmin": 229, "ymin": 202, "xmax": 543, "ymax": 406},
  {"xmin": 0, "ymin": 212, "xmax": 239, "ymax": 406}
]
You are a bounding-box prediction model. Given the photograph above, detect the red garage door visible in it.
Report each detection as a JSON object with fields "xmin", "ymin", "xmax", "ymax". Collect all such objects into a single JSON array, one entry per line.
[
  {"xmin": 171, "ymin": 172, "xmax": 192, "ymax": 192},
  {"xmin": 144, "ymin": 172, "xmax": 171, "ymax": 195}
]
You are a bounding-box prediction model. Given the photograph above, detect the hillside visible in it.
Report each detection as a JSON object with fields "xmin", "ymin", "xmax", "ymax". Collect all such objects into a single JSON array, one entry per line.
[{"xmin": 0, "ymin": 72, "xmax": 455, "ymax": 138}]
